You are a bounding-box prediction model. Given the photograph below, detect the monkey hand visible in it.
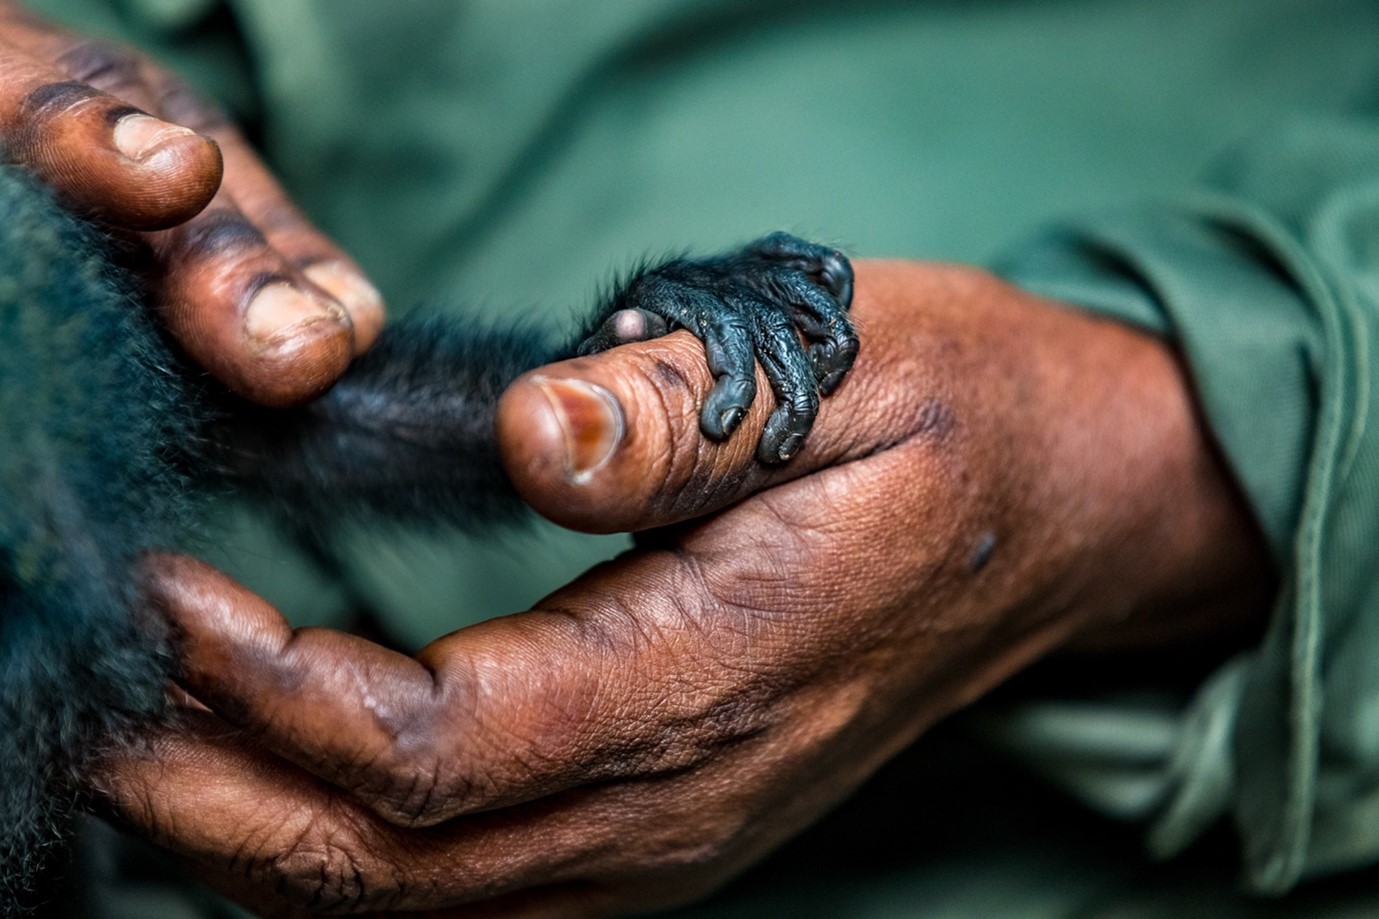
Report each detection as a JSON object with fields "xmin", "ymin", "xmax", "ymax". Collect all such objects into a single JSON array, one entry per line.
[
  {"xmin": 0, "ymin": 2, "xmax": 382, "ymax": 404},
  {"xmin": 579, "ymin": 232, "xmax": 857, "ymax": 464},
  {"xmin": 93, "ymin": 262, "xmax": 1269, "ymax": 917}
]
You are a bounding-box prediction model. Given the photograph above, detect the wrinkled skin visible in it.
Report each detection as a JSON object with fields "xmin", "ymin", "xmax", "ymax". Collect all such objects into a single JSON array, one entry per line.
[
  {"xmin": 93, "ymin": 263, "xmax": 1273, "ymax": 917},
  {"xmin": 0, "ymin": 4, "xmax": 1274, "ymax": 915},
  {"xmin": 0, "ymin": 1, "xmax": 382, "ymax": 405}
]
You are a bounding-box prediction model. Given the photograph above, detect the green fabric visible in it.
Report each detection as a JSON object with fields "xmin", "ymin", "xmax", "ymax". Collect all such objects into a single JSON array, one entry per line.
[
  {"xmin": 23, "ymin": 0, "xmax": 1379, "ymax": 914},
  {"xmin": 1001, "ymin": 117, "xmax": 1379, "ymax": 892}
]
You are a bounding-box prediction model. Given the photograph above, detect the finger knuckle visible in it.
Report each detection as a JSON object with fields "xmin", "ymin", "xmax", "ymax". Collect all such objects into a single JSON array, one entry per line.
[
  {"xmin": 173, "ymin": 206, "xmax": 269, "ymax": 259},
  {"xmin": 152, "ymin": 73, "xmax": 231, "ymax": 132},
  {"xmin": 347, "ymin": 682, "xmax": 486, "ymax": 826},
  {"xmin": 15, "ymin": 79, "xmax": 104, "ymax": 127},
  {"xmin": 792, "ymin": 388, "xmax": 820, "ymax": 416},
  {"xmin": 369, "ymin": 754, "xmax": 449, "ymax": 827},
  {"xmin": 265, "ymin": 813, "xmax": 387, "ymax": 912},
  {"xmin": 56, "ymin": 39, "xmax": 142, "ymax": 92}
]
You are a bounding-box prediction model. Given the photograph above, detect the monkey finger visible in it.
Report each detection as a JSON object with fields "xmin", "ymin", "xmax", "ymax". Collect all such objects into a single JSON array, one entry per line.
[
  {"xmin": 497, "ymin": 261, "xmax": 948, "ymax": 533},
  {"xmin": 746, "ymin": 231, "xmax": 854, "ymax": 308},
  {"xmin": 773, "ymin": 274, "xmax": 860, "ymax": 393},
  {"xmin": 695, "ymin": 307, "xmax": 759, "ymax": 441},
  {"xmin": 751, "ymin": 308, "xmax": 820, "ymax": 464}
]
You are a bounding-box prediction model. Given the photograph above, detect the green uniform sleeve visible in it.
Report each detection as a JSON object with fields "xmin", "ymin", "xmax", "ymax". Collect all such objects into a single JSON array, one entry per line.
[{"xmin": 997, "ymin": 116, "xmax": 1379, "ymax": 894}]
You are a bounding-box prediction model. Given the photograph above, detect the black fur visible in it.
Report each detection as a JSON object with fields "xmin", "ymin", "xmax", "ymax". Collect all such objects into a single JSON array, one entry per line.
[
  {"xmin": 215, "ymin": 319, "xmax": 561, "ymax": 530},
  {"xmin": 0, "ymin": 165, "xmax": 855, "ymax": 913},
  {"xmin": 0, "ymin": 169, "xmax": 190, "ymax": 909}
]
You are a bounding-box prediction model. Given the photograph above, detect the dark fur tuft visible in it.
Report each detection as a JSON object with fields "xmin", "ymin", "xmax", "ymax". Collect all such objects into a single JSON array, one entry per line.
[
  {"xmin": 0, "ymin": 167, "xmax": 193, "ymax": 911},
  {"xmin": 215, "ymin": 317, "xmax": 560, "ymax": 531}
]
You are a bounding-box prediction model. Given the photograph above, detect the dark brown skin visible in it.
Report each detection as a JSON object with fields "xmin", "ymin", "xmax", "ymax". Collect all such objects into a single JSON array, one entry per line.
[
  {"xmin": 89, "ymin": 262, "xmax": 1273, "ymax": 917},
  {"xmin": 0, "ymin": 2, "xmax": 383, "ymax": 405},
  {"xmin": 2, "ymin": 5, "xmax": 1273, "ymax": 912}
]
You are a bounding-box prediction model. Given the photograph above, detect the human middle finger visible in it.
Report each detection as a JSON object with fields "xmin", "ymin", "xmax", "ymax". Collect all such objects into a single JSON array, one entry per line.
[{"xmin": 130, "ymin": 63, "xmax": 375, "ymax": 404}]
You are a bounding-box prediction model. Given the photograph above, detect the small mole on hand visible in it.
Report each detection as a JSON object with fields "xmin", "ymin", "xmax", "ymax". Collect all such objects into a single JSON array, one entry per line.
[{"xmin": 969, "ymin": 531, "xmax": 997, "ymax": 573}]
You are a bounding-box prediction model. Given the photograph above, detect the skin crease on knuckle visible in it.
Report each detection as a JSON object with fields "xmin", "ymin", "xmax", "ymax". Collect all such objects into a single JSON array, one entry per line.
[
  {"xmin": 432, "ymin": 581, "xmax": 777, "ymax": 796},
  {"xmin": 53, "ymin": 39, "xmax": 140, "ymax": 91},
  {"xmin": 273, "ymin": 650, "xmax": 462, "ymax": 830}
]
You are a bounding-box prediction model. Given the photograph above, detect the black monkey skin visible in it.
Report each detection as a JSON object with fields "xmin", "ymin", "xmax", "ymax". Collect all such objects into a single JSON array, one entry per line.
[{"xmin": 0, "ymin": 165, "xmax": 855, "ymax": 913}]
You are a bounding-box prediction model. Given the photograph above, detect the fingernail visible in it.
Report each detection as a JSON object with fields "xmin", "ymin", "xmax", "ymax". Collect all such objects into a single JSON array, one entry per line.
[
  {"xmin": 244, "ymin": 283, "xmax": 345, "ymax": 342},
  {"xmin": 531, "ymin": 376, "xmax": 624, "ymax": 482},
  {"xmin": 721, "ymin": 407, "xmax": 745, "ymax": 434},
  {"xmin": 113, "ymin": 113, "xmax": 196, "ymax": 162},
  {"xmin": 776, "ymin": 433, "xmax": 804, "ymax": 462},
  {"xmin": 303, "ymin": 261, "xmax": 385, "ymax": 345}
]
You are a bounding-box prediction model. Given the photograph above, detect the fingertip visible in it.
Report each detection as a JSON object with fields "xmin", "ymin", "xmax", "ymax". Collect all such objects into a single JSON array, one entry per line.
[
  {"xmin": 110, "ymin": 116, "xmax": 223, "ymax": 229},
  {"xmin": 138, "ymin": 551, "xmax": 205, "ymax": 610},
  {"xmin": 700, "ymin": 378, "xmax": 754, "ymax": 440},
  {"xmin": 180, "ymin": 280, "xmax": 354, "ymax": 407},
  {"xmin": 109, "ymin": 113, "xmax": 222, "ymax": 229},
  {"xmin": 239, "ymin": 296, "xmax": 356, "ymax": 406},
  {"xmin": 138, "ymin": 553, "xmax": 291, "ymax": 668},
  {"xmin": 302, "ymin": 260, "xmax": 387, "ymax": 353},
  {"xmin": 65, "ymin": 108, "xmax": 222, "ymax": 229},
  {"xmin": 497, "ymin": 371, "xmax": 629, "ymax": 531}
]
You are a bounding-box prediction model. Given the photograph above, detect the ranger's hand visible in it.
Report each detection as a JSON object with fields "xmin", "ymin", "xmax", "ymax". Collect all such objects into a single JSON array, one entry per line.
[
  {"xmin": 0, "ymin": 2, "xmax": 382, "ymax": 403},
  {"xmin": 96, "ymin": 263, "xmax": 1270, "ymax": 917}
]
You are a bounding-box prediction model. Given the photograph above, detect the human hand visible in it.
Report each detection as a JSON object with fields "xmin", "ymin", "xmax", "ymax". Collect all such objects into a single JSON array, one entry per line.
[
  {"xmin": 94, "ymin": 262, "xmax": 1270, "ymax": 916},
  {"xmin": 0, "ymin": 2, "xmax": 382, "ymax": 404}
]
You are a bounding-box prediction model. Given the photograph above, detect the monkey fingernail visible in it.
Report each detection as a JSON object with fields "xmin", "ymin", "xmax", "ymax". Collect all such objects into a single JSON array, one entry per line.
[
  {"xmin": 776, "ymin": 433, "xmax": 803, "ymax": 462},
  {"xmin": 532, "ymin": 376, "xmax": 624, "ymax": 482},
  {"xmin": 303, "ymin": 261, "xmax": 386, "ymax": 351},
  {"xmin": 721, "ymin": 407, "xmax": 745, "ymax": 434},
  {"xmin": 244, "ymin": 282, "xmax": 348, "ymax": 344},
  {"xmin": 113, "ymin": 113, "xmax": 197, "ymax": 163}
]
